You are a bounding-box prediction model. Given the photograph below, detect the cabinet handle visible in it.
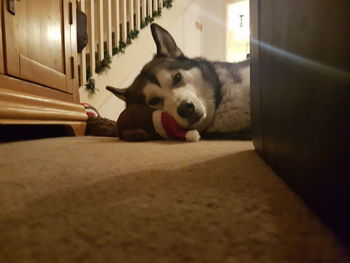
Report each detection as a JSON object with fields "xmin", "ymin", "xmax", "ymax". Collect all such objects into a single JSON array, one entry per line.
[{"xmin": 70, "ymin": 57, "xmax": 75, "ymax": 79}]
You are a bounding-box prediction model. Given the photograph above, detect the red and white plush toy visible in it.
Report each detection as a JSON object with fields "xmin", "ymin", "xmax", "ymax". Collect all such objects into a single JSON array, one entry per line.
[{"xmin": 116, "ymin": 104, "xmax": 200, "ymax": 142}]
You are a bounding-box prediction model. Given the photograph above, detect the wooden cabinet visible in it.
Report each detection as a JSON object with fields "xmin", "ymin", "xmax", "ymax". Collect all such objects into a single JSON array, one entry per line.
[
  {"xmin": 0, "ymin": 0, "xmax": 86, "ymax": 136},
  {"xmin": 3, "ymin": 0, "xmax": 75, "ymax": 93}
]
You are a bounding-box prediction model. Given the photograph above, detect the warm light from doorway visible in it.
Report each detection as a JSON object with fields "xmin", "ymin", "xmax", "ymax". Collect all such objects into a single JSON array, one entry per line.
[{"xmin": 227, "ymin": 0, "xmax": 250, "ymax": 62}]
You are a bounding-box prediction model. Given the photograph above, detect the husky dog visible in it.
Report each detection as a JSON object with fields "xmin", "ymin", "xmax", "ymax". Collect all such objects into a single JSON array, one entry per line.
[{"xmin": 107, "ymin": 23, "xmax": 250, "ymax": 139}]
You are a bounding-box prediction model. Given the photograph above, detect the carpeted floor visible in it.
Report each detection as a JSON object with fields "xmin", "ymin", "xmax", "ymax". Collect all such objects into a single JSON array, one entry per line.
[{"xmin": 0, "ymin": 137, "xmax": 349, "ymax": 263}]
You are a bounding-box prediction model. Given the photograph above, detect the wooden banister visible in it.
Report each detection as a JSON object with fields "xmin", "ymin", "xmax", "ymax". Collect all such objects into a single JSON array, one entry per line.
[{"xmin": 78, "ymin": 0, "xmax": 173, "ymax": 92}]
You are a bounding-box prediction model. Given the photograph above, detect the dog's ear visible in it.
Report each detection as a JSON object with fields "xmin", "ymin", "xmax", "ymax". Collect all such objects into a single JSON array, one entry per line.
[
  {"xmin": 106, "ymin": 86, "xmax": 127, "ymax": 101},
  {"xmin": 151, "ymin": 23, "xmax": 184, "ymax": 58}
]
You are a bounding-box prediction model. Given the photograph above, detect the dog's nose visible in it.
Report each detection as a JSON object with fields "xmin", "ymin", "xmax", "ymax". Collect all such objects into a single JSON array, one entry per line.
[{"xmin": 177, "ymin": 101, "xmax": 195, "ymax": 118}]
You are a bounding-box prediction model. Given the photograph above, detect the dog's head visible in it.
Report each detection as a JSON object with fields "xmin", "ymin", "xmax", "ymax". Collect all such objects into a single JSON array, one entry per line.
[{"xmin": 107, "ymin": 24, "xmax": 217, "ymax": 131}]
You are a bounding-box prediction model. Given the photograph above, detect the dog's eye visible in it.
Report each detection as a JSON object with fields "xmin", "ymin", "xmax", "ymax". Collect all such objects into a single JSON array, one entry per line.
[
  {"xmin": 173, "ymin": 73, "xmax": 182, "ymax": 86},
  {"xmin": 148, "ymin": 97, "xmax": 161, "ymax": 106}
]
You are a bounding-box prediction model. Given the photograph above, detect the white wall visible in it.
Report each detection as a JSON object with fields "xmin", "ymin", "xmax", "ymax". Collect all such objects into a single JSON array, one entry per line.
[
  {"xmin": 91, "ymin": 0, "xmax": 228, "ymax": 120},
  {"xmin": 174, "ymin": 0, "xmax": 227, "ymax": 60},
  {"xmin": 192, "ymin": 0, "xmax": 226, "ymax": 60}
]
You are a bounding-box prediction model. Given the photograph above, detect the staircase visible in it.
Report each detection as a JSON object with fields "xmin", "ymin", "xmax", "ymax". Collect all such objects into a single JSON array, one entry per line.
[{"xmin": 77, "ymin": 0, "xmax": 195, "ymax": 113}]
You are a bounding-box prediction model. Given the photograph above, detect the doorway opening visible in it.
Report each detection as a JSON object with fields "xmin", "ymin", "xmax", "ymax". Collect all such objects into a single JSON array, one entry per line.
[{"xmin": 226, "ymin": 0, "xmax": 250, "ymax": 62}]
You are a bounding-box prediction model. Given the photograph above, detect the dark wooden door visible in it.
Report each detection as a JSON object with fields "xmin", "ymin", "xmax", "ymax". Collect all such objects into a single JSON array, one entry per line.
[{"xmin": 250, "ymin": 0, "xmax": 350, "ymax": 243}]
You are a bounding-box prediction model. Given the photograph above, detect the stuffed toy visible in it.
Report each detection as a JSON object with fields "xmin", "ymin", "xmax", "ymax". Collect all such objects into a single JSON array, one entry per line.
[{"xmin": 117, "ymin": 104, "xmax": 200, "ymax": 142}]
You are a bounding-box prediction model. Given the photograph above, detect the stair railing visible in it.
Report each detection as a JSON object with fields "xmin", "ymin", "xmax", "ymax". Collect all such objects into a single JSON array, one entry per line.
[{"xmin": 77, "ymin": 0, "xmax": 171, "ymax": 94}]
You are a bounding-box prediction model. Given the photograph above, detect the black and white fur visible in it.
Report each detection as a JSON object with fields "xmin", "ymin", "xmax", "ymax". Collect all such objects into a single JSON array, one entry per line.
[{"xmin": 107, "ymin": 23, "xmax": 250, "ymax": 139}]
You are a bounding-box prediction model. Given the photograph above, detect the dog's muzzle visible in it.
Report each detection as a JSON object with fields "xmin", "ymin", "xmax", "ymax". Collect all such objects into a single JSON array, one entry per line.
[{"xmin": 177, "ymin": 101, "xmax": 203, "ymax": 126}]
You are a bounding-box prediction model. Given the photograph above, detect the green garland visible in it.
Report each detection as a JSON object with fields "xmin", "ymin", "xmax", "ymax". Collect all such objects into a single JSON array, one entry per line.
[
  {"xmin": 85, "ymin": 0, "xmax": 173, "ymax": 94},
  {"xmin": 113, "ymin": 40, "xmax": 127, "ymax": 55},
  {"xmin": 95, "ymin": 52, "xmax": 112, "ymax": 74},
  {"xmin": 164, "ymin": 0, "xmax": 173, "ymax": 8},
  {"xmin": 141, "ymin": 15, "xmax": 155, "ymax": 29},
  {"xmin": 153, "ymin": 9, "xmax": 162, "ymax": 18},
  {"xmin": 128, "ymin": 29, "xmax": 140, "ymax": 40},
  {"xmin": 85, "ymin": 77, "xmax": 96, "ymax": 95}
]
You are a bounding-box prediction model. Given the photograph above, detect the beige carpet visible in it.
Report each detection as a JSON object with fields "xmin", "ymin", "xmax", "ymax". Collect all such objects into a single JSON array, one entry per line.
[{"xmin": 0, "ymin": 137, "xmax": 349, "ymax": 263}]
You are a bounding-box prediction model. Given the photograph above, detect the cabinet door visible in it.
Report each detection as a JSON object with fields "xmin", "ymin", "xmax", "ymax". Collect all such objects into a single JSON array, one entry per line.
[{"xmin": 3, "ymin": 0, "xmax": 74, "ymax": 93}]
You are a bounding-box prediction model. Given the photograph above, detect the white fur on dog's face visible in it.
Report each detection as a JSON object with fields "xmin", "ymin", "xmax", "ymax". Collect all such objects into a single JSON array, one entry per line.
[{"xmin": 143, "ymin": 67, "xmax": 214, "ymax": 130}]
